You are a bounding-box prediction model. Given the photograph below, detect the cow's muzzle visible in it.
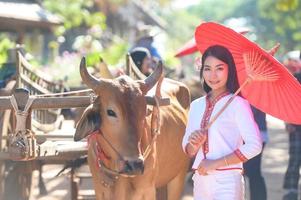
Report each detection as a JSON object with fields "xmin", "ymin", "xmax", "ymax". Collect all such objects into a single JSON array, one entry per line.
[{"xmin": 120, "ymin": 158, "xmax": 144, "ymax": 176}]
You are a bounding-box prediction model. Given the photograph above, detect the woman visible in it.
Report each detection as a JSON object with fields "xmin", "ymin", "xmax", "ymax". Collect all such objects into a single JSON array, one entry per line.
[{"xmin": 182, "ymin": 45, "xmax": 262, "ymax": 200}]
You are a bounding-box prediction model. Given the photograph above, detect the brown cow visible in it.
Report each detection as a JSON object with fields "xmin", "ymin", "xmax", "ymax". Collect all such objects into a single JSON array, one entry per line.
[{"xmin": 74, "ymin": 58, "xmax": 190, "ymax": 200}]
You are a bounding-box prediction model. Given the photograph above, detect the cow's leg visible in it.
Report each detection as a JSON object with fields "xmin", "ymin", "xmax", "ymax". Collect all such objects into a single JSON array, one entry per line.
[
  {"xmin": 131, "ymin": 186, "xmax": 156, "ymax": 200},
  {"xmin": 166, "ymin": 169, "xmax": 188, "ymax": 200},
  {"xmin": 143, "ymin": 187, "xmax": 156, "ymax": 200}
]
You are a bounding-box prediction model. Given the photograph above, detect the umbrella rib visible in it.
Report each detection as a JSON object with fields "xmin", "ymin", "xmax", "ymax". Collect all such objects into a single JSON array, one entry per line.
[
  {"xmin": 244, "ymin": 51, "xmax": 280, "ymax": 81},
  {"xmin": 277, "ymin": 82, "xmax": 294, "ymax": 121}
]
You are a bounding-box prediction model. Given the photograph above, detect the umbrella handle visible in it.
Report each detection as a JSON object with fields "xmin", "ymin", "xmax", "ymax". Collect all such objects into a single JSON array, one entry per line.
[{"xmin": 205, "ymin": 77, "xmax": 251, "ymax": 130}]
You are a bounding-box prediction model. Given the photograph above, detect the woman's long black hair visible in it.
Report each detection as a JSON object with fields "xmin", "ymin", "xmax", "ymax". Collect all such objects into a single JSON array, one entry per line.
[{"xmin": 200, "ymin": 45, "xmax": 240, "ymax": 94}]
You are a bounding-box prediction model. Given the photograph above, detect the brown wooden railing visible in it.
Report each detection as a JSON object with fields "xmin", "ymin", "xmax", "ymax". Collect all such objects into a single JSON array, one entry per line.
[{"xmin": 16, "ymin": 51, "xmax": 65, "ymax": 132}]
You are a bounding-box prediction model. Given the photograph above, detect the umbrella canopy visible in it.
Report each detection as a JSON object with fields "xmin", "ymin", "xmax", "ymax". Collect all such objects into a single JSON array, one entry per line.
[
  {"xmin": 175, "ymin": 28, "xmax": 249, "ymax": 57},
  {"xmin": 174, "ymin": 38, "xmax": 198, "ymax": 57},
  {"xmin": 195, "ymin": 22, "xmax": 301, "ymax": 124}
]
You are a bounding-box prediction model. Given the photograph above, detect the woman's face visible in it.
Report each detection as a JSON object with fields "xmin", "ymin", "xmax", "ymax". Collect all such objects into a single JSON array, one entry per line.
[{"xmin": 203, "ymin": 56, "xmax": 228, "ymax": 92}]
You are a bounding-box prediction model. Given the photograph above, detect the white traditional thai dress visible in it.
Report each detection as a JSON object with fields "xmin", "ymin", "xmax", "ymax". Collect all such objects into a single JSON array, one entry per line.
[{"xmin": 182, "ymin": 92, "xmax": 262, "ymax": 200}]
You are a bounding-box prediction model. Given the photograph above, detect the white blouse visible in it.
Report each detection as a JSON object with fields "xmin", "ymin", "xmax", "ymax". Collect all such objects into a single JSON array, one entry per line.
[{"xmin": 182, "ymin": 94, "xmax": 262, "ymax": 170}]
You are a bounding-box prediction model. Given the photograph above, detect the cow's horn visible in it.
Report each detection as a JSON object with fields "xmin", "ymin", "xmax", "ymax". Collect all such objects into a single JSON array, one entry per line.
[
  {"xmin": 143, "ymin": 61, "xmax": 163, "ymax": 92},
  {"xmin": 80, "ymin": 57, "xmax": 100, "ymax": 90}
]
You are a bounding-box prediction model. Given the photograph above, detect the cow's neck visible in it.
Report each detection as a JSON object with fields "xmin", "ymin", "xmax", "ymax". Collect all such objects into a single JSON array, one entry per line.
[{"xmin": 89, "ymin": 134, "xmax": 119, "ymax": 188}]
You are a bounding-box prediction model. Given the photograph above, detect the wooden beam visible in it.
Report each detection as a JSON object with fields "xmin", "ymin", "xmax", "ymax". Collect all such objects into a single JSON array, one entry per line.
[
  {"xmin": 0, "ymin": 142, "xmax": 87, "ymax": 161},
  {"xmin": 0, "ymin": 95, "xmax": 170, "ymax": 110},
  {"xmin": 0, "ymin": 96, "xmax": 91, "ymax": 110}
]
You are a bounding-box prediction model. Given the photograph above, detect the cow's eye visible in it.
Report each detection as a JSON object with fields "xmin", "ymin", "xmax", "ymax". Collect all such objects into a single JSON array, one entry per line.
[{"xmin": 107, "ymin": 109, "xmax": 117, "ymax": 117}]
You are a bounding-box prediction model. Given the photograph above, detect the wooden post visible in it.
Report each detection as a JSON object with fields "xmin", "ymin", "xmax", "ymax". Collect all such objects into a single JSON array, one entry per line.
[
  {"xmin": 71, "ymin": 167, "xmax": 79, "ymax": 200},
  {"xmin": 3, "ymin": 89, "xmax": 34, "ymax": 200}
]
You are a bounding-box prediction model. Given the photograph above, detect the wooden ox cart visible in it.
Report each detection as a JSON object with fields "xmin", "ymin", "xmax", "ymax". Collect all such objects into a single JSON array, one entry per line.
[
  {"xmin": 0, "ymin": 51, "xmax": 91, "ymax": 200},
  {"xmin": 0, "ymin": 51, "xmax": 170, "ymax": 200}
]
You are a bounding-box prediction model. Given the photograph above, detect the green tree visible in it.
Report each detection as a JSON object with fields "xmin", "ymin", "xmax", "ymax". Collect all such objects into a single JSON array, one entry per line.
[
  {"xmin": 184, "ymin": 0, "xmax": 300, "ymax": 52},
  {"xmin": 258, "ymin": 0, "xmax": 301, "ymax": 50},
  {"xmin": 43, "ymin": 0, "xmax": 106, "ymax": 34},
  {"xmin": 188, "ymin": 0, "xmax": 241, "ymax": 22}
]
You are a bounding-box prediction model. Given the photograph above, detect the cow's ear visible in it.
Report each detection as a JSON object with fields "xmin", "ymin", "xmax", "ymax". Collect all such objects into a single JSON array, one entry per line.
[{"xmin": 74, "ymin": 104, "xmax": 101, "ymax": 141}]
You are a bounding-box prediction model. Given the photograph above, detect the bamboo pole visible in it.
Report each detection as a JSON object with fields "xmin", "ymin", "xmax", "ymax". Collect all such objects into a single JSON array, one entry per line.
[{"xmin": 205, "ymin": 77, "xmax": 252, "ymax": 130}]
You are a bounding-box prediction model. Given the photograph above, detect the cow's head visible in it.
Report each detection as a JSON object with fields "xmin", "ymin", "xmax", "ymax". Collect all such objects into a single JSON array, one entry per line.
[{"xmin": 74, "ymin": 58, "xmax": 162, "ymax": 176}]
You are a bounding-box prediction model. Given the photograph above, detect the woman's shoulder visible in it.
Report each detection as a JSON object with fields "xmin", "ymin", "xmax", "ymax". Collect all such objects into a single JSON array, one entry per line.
[
  {"xmin": 231, "ymin": 95, "xmax": 250, "ymax": 108},
  {"xmin": 190, "ymin": 96, "xmax": 206, "ymax": 107}
]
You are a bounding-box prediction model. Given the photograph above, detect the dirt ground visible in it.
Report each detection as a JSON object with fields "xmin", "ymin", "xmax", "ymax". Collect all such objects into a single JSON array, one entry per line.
[{"xmin": 28, "ymin": 116, "xmax": 293, "ymax": 200}]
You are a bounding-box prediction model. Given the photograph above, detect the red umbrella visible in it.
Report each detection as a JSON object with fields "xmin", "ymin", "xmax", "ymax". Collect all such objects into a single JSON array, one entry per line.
[
  {"xmin": 175, "ymin": 28, "xmax": 249, "ymax": 57},
  {"xmin": 195, "ymin": 22, "xmax": 301, "ymax": 124},
  {"xmin": 174, "ymin": 38, "xmax": 197, "ymax": 57}
]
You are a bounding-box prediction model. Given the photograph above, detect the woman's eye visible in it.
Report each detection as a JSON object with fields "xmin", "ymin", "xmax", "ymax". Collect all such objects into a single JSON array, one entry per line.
[
  {"xmin": 107, "ymin": 109, "xmax": 117, "ymax": 117},
  {"xmin": 204, "ymin": 68, "xmax": 210, "ymax": 71}
]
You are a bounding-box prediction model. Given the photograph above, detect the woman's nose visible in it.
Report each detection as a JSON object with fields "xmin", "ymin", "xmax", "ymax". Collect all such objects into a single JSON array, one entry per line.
[{"xmin": 209, "ymin": 71, "xmax": 217, "ymax": 78}]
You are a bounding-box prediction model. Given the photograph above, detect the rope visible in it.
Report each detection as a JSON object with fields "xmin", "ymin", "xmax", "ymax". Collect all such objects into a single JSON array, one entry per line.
[
  {"xmin": 142, "ymin": 95, "xmax": 161, "ymax": 159},
  {"xmin": 9, "ymin": 95, "xmax": 37, "ymax": 160},
  {"xmin": 9, "ymin": 95, "xmax": 35, "ymax": 133}
]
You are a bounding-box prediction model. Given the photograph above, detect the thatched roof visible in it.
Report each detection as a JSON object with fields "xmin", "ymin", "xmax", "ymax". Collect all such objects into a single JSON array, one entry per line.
[{"xmin": 0, "ymin": 0, "xmax": 62, "ymax": 32}]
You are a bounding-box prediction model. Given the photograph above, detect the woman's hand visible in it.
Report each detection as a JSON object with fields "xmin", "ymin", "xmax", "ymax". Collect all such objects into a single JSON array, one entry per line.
[
  {"xmin": 185, "ymin": 130, "xmax": 206, "ymax": 157},
  {"xmin": 188, "ymin": 130, "xmax": 206, "ymax": 145},
  {"xmin": 189, "ymin": 129, "xmax": 206, "ymax": 148},
  {"xmin": 197, "ymin": 159, "xmax": 219, "ymax": 175}
]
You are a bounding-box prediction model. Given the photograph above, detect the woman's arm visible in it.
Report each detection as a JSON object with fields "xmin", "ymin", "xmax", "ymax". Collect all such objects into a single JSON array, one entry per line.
[
  {"xmin": 233, "ymin": 98, "xmax": 263, "ymax": 160},
  {"xmin": 182, "ymin": 100, "xmax": 206, "ymax": 157},
  {"xmin": 197, "ymin": 153, "xmax": 243, "ymax": 175}
]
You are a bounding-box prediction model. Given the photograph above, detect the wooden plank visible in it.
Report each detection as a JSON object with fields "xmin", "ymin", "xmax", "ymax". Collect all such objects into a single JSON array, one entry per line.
[
  {"xmin": 18, "ymin": 52, "xmax": 60, "ymax": 87},
  {"xmin": 0, "ymin": 95, "xmax": 170, "ymax": 110},
  {"xmin": 0, "ymin": 96, "xmax": 91, "ymax": 110},
  {"xmin": 20, "ymin": 74, "xmax": 51, "ymax": 94},
  {"xmin": 0, "ymin": 141, "xmax": 87, "ymax": 161}
]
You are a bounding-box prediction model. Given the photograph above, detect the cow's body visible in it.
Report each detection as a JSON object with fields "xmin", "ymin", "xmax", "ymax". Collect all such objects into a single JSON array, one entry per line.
[{"xmin": 75, "ymin": 59, "xmax": 190, "ymax": 200}]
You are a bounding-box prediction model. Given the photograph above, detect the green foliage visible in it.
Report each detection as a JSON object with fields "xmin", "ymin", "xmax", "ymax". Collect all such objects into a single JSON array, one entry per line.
[
  {"xmin": 43, "ymin": 0, "xmax": 106, "ymax": 34},
  {"xmin": 0, "ymin": 37, "xmax": 15, "ymax": 64},
  {"xmin": 158, "ymin": 7, "xmax": 199, "ymax": 65},
  {"xmin": 276, "ymin": 0, "xmax": 299, "ymax": 11},
  {"xmin": 163, "ymin": 9, "xmax": 199, "ymax": 44},
  {"xmin": 164, "ymin": 51, "xmax": 181, "ymax": 68},
  {"xmin": 258, "ymin": 0, "xmax": 301, "ymax": 50},
  {"xmin": 75, "ymin": 35, "xmax": 128, "ymax": 68},
  {"xmin": 183, "ymin": 0, "xmax": 300, "ymax": 51},
  {"xmin": 188, "ymin": 0, "xmax": 242, "ymax": 22},
  {"xmin": 97, "ymin": 39, "xmax": 129, "ymax": 66}
]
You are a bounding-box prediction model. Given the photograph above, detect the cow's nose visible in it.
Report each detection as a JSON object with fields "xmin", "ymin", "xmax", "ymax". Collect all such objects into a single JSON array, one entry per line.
[{"xmin": 123, "ymin": 159, "xmax": 144, "ymax": 175}]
